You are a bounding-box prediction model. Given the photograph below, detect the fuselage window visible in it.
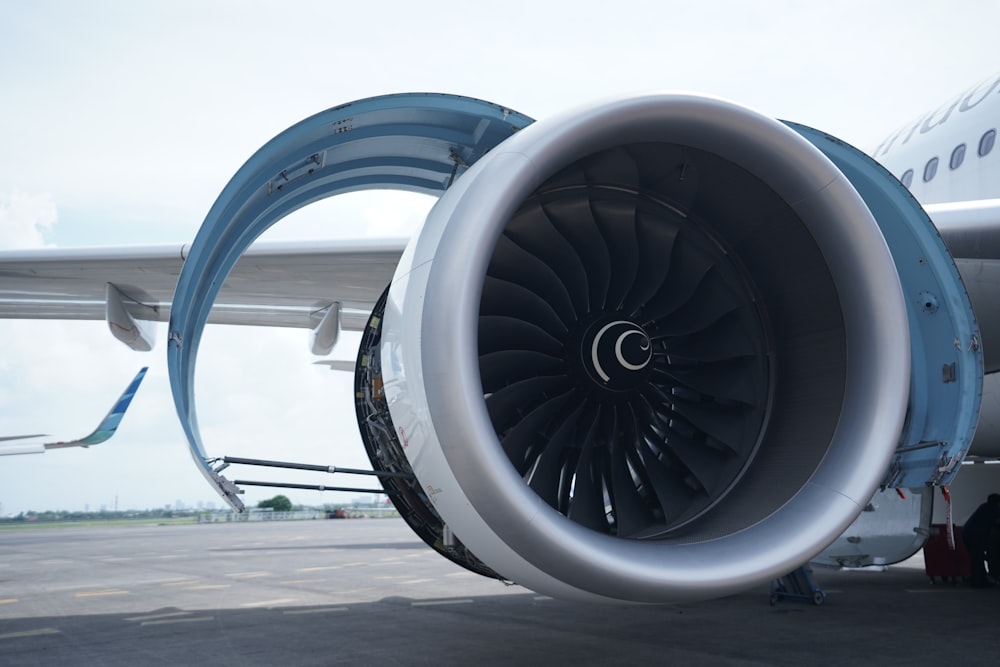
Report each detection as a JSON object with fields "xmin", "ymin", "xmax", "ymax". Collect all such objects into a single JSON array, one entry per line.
[
  {"xmin": 950, "ymin": 144, "xmax": 966, "ymax": 170},
  {"xmin": 979, "ymin": 129, "xmax": 996, "ymax": 157},
  {"xmin": 900, "ymin": 169, "xmax": 914, "ymax": 188},
  {"xmin": 923, "ymin": 157, "xmax": 939, "ymax": 182}
]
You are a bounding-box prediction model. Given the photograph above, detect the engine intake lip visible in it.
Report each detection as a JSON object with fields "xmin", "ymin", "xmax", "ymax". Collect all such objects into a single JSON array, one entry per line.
[{"xmin": 413, "ymin": 93, "xmax": 911, "ymax": 602}]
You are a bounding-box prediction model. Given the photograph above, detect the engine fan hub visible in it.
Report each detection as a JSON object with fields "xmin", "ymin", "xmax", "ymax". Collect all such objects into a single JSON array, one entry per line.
[{"xmin": 574, "ymin": 316, "xmax": 654, "ymax": 393}]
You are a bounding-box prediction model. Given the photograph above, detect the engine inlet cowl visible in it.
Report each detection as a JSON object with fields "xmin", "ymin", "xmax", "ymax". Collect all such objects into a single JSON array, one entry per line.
[{"xmin": 380, "ymin": 93, "xmax": 912, "ymax": 603}]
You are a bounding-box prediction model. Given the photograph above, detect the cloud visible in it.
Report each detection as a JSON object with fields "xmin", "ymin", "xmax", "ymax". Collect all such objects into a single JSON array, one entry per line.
[{"xmin": 0, "ymin": 192, "xmax": 57, "ymax": 248}]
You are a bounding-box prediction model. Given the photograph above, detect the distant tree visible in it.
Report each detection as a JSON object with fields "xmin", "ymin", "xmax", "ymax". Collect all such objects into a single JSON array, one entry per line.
[{"xmin": 257, "ymin": 495, "xmax": 293, "ymax": 512}]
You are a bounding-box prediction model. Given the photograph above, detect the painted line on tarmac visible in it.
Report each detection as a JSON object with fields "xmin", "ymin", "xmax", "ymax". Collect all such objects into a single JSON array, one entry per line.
[
  {"xmin": 0, "ymin": 598, "xmax": 17, "ymax": 605},
  {"xmin": 75, "ymin": 589, "xmax": 129, "ymax": 598},
  {"xmin": 0, "ymin": 628, "xmax": 61, "ymax": 640},
  {"xmin": 905, "ymin": 588, "xmax": 979, "ymax": 594},
  {"xmin": 239, "ymin": 598, "xmax": 298, "ymax": 608},
  {"xmin": 411, "ymin": 599, "xmax": 474, "ymax": 607},
  {"xmin": 125, "ymin": 611, "xmax": 193, "ymax": 622},
  {"xmin": 401, "ymin": 579, "xmax": 433, "ymax": 585},
  {"xmin": 141, "ymin": 616, "xmax": 214, "ymax": 627},
  {"xmin": 182, "ymin": 584, "xmax": 232, "ymax": 590},
  {"xmin": 135, "ymin": 577, "xmax": 195, "ymax": 585},
  {"xmin": 296, "ymin": 565, "xmax": 341, "ymax": 572},
  {"xmin": 225, "ymin": 571, "xmax": 271, "ymax": 579},
  {"xmin": 282, "ymin": 607, "xmax": 348, "ymax": 615},
  {"xmin": 280, "ymin": 578, "xmax": 326, "ymax": 585},
  {"xmin": 161, "ymin": 579, "xmax": 201, "ymax": 587}
]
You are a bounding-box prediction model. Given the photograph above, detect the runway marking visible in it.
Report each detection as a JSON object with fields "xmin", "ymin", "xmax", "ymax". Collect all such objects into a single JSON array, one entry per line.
[
  {"xmin": 0, "ymin": 627, "xmax": 61, "ymax": 640},
  {"xmin": 404, "ymin": 552, "xmax": 431, "ymax": 558},
  {"xmin": 0, "ymin": 598, "xmax": 18, "ymax": 604},
  {"xmin": 136, "ymin": 577, "xmax": 194, "ymax": 585},
  {"xmin": 296, "ymin": 565, "xmax": 341, "ymax": 572},
  {"xmin": 182, "ymin": 584, "xmax": 232, "ymax": 590},
  {"xmin": 342, "ymin": 562, "xmax": 367, "ymax": 568},
  {"xmin": 141, "ymin": 616, "xmax": 214, "ymax": 626},
  {"xmin": 446, "ymin": 572, "xmax": 477, "ymax": 578},
  {"xmin": 533, "ymin": 596, "xmax": 554, "ymax": 601},
  {"xmin": 401, "ymin": 579, "xmax": 433, "ymax": 585},
  {"xmin": 375, "ymin": 575, "xmax": 409, "ymax": 580},
  {"xmin": 280, "ymin": 579, "xmax": 326, "ymax": 585},
  {"xmin": 379, "ymin": 557, "xmax": 402, "ymax": 562},
  {"xmin": 162, "ymin": 580, "xmax": 202, "ymax": 587},
  {"xmin": 45, "ymin": 583, "xmax": 116, "ymax": 593},
  {"xmin": 124, "ymin": 611, "xmax": 193, "ymax": 622},
  {"xmin": 239, "ymin": 598, "xmax": 297, "ymax": 608},
  {"xmin": 282, "ymin": 607, "xmax": 348, "ymax": 615},
  {"xmin": 905, "ymin": 588, "xmax": 978, "ymax": 594},
  {"xmin": 411, "ymin": 599, "xmax": 473, "ymax": 607},
  {"xmin": 75, "ymin": 589, "xmax": 129, "ymax": 598},
  {"xmin": 39, "ymin": 559, "xmax": 71, "ymax": 566},
  {"xmin": 225, "ymin": 571, "xmax": 270, "ymax": 579}
]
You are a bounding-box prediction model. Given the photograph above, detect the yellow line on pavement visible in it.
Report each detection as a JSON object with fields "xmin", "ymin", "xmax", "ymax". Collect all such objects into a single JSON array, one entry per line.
[
  {"xmin": 282, "ymin": 607, "xmax": 348, "ymax": 615},
  {"xmin": 0, "ymin": 628, "xmax": 61, "ymax": 640},
  {"xmin": 141, "ymin": 616, "xmax": 214, "ymax": 626},
  {"xmin": 75, "ymin": 589, "xmax": 129, "ymax": 598}
]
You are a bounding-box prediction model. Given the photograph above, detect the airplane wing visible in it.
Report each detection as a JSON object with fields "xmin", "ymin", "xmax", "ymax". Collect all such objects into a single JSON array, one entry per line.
[
  {"xmin": 0, "ymin": 367, "xmax": 148, "ymax": 456},
  {"xmin": 0, "ymin": 238, "xmax": 406, "ymax": 352}
]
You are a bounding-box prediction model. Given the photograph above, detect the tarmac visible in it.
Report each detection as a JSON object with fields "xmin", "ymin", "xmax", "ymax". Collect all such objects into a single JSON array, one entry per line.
[{"xmin": 0, "ymin": 518, "xmax": 997, "ymax": 666}]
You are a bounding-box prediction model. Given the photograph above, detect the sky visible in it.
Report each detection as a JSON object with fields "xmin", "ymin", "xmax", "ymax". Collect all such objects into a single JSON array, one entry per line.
[{"xmin": 1, "ymin": 0, "xmax": 999, "ymax": 515}]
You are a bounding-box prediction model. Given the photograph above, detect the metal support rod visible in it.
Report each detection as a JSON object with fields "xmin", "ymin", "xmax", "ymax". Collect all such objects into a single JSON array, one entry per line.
[
  {"xmin": 894, "ymin": 440, "xmax": 945, "ymax": 454},
  {"xmin": 233, "ymin": 480, "xmax": 388, "ymax": 494},
  {"xmin": 222, "ymin": 455, "xmax": 412, "ymax": 479}
]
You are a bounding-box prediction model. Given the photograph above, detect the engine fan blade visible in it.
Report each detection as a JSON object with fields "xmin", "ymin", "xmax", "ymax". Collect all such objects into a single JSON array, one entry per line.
[
  {"xmin": 505, "ymin": 204, "xmax": 592, "ymax": 318},
  {"xmin": 608, "ymin": 405, "xmax": 658, "ymax": 537},
  {"xmin": 479, "ymin": 350, "xmax": 565, "ymax": 394},
  {"xmin": 622, "ymin": 207, "xmax": 681, "ymax": 316},
  {"xmin": 481, "ymin": 276, "xmax": 568, "ymax": 338},
  {"xmin": 540, "ymin": 196, "xmax": 613, "ymax": 312},
  {"xmin": 588, "ymin": 196, "xmax": 640, "ymax": 311},
  {"xmin": 488, "ymin": 234, "xmax": 578, "ymax": 324},
  {"xmin": 479, "ymin": 315, "xmax": 565, "ymax": 357}
]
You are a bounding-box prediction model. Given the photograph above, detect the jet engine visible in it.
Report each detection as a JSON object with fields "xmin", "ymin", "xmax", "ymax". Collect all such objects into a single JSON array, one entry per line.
[
  {"xmin": 169, "ymin": 91, "xmax": 981, "ymax": 604},
  {"xmin": 364, "ymin": 95, "xmax": 980, "ymax": 603}
]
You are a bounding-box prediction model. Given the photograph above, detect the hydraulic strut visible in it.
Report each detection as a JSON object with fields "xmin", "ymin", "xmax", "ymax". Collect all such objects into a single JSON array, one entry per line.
[{"xmin": 214, "ymin": 455, "xmax": 409, "ymax": 495}]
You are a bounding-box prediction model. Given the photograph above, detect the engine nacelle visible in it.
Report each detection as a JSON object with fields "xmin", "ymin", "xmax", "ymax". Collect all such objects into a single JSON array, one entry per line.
[
  {"xmin": 378, "ymin": 94, "xmax": 980, "ymax": 602},
  {"xmin": 166, "ymin": 90, "xmax": 981, "ymax": 603}
]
